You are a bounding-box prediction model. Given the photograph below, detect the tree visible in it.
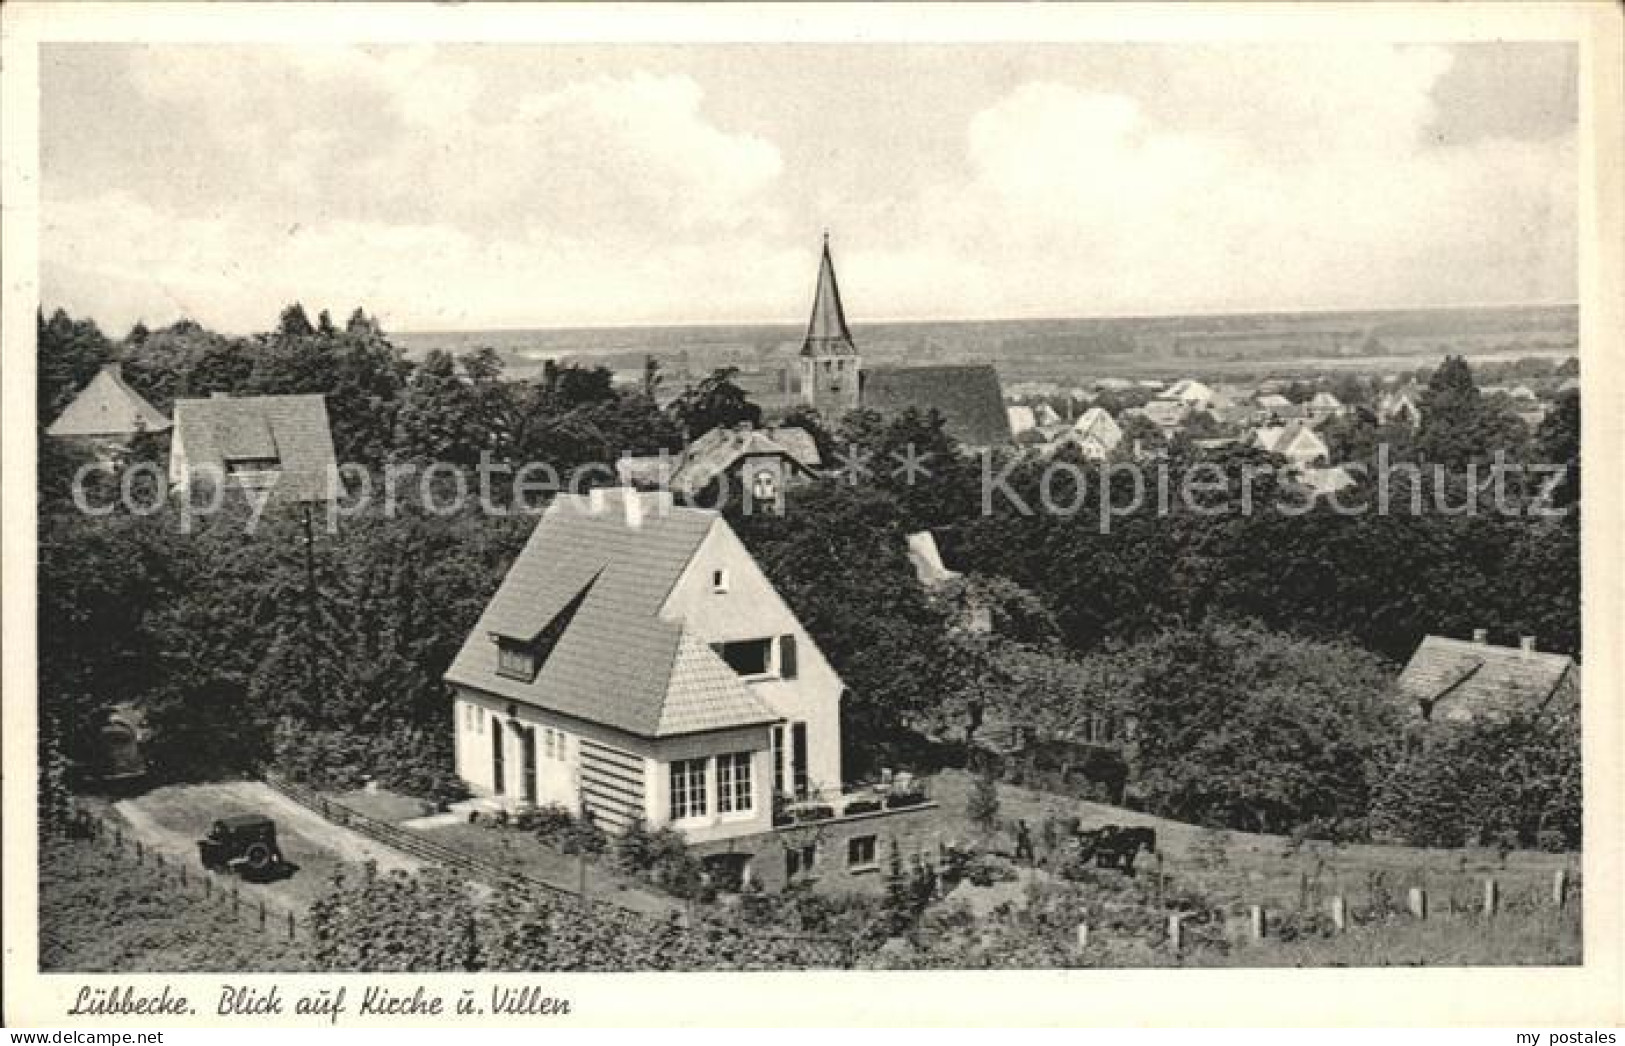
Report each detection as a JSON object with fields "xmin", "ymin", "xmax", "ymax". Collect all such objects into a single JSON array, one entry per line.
[
  {"xmin": 967, "ymin": 768, "xmax": 1001, "ymax": 836},
  {"xmin": 1536, "ymin": 390, "xmax": 1580, "ymax": 506},
  {"xmin": 37, "ymin": 307, "xmax": 114, "ymax": 423},
  {"xmin": 669, "ymin": 367, "xmax": 762, "ymax": 439},
  {"xmin": 276, "ymin": 303, "xmax": 316, "ymax": 341}
]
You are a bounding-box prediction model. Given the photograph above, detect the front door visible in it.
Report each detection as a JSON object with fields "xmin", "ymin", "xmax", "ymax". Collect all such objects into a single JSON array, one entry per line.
[{"xmin": 491, "ymin": 720, "xmax": 505, "ymax": 796}]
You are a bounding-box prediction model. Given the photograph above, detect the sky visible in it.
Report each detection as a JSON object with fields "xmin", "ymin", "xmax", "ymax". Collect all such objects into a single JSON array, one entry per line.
[{"xmin": 39, "ymin": 42, "xmax": 1577, "ymax": 335}]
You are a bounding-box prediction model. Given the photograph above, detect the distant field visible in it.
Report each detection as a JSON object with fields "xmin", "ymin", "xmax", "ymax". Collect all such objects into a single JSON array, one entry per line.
[{"xmin": 394, "ymin": 303, "xmax": 1578, "ymax": 388}]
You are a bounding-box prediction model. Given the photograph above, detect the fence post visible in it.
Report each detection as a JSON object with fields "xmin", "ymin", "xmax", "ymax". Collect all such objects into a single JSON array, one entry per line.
[
  {"xmin": 1075, "ymin": 922, "xmax": 1090, "ymax": 952},
  {"xmin": 1482, "ymin": 878, "xmax": 1499, "ymax": 917},
  {"xmin": 205, "ymin": 872, "xmax": 212, "ymax": 898},
  {"xmin": 232, "ymin": 884, "xmax": 240, "ymax": 915},
  {"xmin": 1552, "ymin": 869, "xmax": 1569, "ymax": 910},
  {"xmin": 259, "ymin": 899, "xmax": 267, "ymax": 929},
  {"xmin": 136, "ymin": 840, "xmax": 144, "ymax": 864},
  {"xmin": 180, "ymin": 862, "xmax": 187, "ymax": 887},
  {"xmin": 288, "ymin": 911, "xmax": 296, "ymax": 940},
  {"xmin": 1330, "ymin": 895, "xmax": 1347, "ymax": 933},
  {"xmin": 1408, "ymin": 886, "xmax": 1428, "ymax": 920},
  {"xmin": 1166, "ymin": 914, "xmax": 1183, "ymax": 956},
  {"xmin": 114, "ymin": 825, "xmax": 122, "ymax": 848},
  {"xmin": 1249, "ymin": 904, "xmax": 1266, "ymax": 941}
]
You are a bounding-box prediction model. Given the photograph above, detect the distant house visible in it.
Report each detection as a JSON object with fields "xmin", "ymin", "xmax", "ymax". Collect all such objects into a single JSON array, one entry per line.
[
  {"xmin": 169, "ymin": 393, "xmax": 338, "ymax": 502},
  {"xmin": 1255, "ymin": 393, "xmax": 1293, "ymax": 412},
  {"xmin": 1253, "ymin": 421, "xmax": 1330, "ymax": 466},
  {"xmin": 1161, "ymin": 379, "xmax": 1215, "ymax": 408},
  {"xmin": 796, "ymin": 235, "xmax": 1011, "ymax": 449},
  {"xmin": 1048, "ymin": 406, "xmax": 1123, "ymax": 460},
  {"xmin": 1006, "ymin": 405, "xmax": 1038, "ymax": 436},
  {"xmin": 45, "ymin": 362, "xmax": 170, "ymax": 453},
  {"xmin": 1032, "ymin": 403, "xmax": 1062, "ymax": 427},
  {"xmin": 618, "ymin": 423, "xmax": 821, "ymax": 514},
  {"xmin": 1307, "ymin": 391, "xmax": 1345, "ymax": 422},
  {"xmin": 1294, "ymin": 465, "xmax": 1357, "ymax": 498},
  {"xmin": 1135, "ymin": 399, "xmax": 1189, "ymax": 431},
  {"xmin": 444, "ymin": 489, "xmax": 845, "ymax": 842},
  {"xmin": 1398, "ymin": 631, "xmax": 1579, "ymax": 724},
  {"xmin": 1378, "ymin": 389, "xmax": 1423, "ymax": 426},
  {"xmin": 1513, "ymin": 404, "xmax": 1550, "ymax": 429},
  {"xmin": 905, "ymin": 530, "xmax": 960, "ymax": 588}
]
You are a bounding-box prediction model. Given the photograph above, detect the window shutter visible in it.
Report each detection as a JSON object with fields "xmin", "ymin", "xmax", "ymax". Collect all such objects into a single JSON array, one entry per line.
[{"xmin": 780, "ymin": 634, "xmax": 798, "ymax": 679}]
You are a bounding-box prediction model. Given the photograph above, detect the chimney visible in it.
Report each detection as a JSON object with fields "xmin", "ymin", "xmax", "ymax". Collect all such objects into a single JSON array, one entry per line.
[
  {"xmin": 1472, "ymin": 628, "xmax": 1488, "ymax": 644},
  {"xmin": 623, "ymin": 487, "xmax": 645, "ymax": 528},
  {"xmin": 1520, "ymin": 635, "xmax": 1537, "ymax": 657}
]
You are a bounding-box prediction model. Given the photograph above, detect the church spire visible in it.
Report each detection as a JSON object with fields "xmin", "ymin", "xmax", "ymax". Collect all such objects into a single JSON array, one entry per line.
[{"xmin": 800, "ymin": 233, "xmax": 857, "ymax": 357}]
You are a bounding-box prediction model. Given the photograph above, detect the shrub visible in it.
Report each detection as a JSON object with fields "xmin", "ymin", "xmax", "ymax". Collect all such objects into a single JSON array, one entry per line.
[
  {"xmin": 963, "ymin": 853, "xmax": 1018, "ymax": 888},
  {"xmin": 528, "ymin": 803, "xmax": 578, "ymax": 847},
  {"xmin": 967, "ymin": 770, "xmax": 1001, "ymax": 835}
]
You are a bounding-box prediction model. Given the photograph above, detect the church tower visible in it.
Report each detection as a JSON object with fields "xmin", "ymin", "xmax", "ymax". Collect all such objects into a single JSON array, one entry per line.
[{"xmin": 798, "ymin": 233, "xmax": 862, "ymax": 418}]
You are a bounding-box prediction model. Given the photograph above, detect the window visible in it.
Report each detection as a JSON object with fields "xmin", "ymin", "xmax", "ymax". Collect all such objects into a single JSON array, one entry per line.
[
  {"xmin": 714, "ymin": 638, "xmax": 772, "ymax": 677},
  {"xmin": 847, "ymin": 835, "xmax": 878, "ymax": 871},
  {"xmin": 716, "ymin": 752, "xmax": 754, "ymax": 815},
  {"xmin": 771, "ymin": 725, "xmax": 785, "ymax": 796},
  {"xmin": 786, "ymin": 843, "xmax": 816, "ymax": 878},
  {"xmin": 670, "ymin": 758, "xmax": 708, "ymax": 821},
  {"xmin": 496, "ymin": 638, "xmax": 538, "ymax": 681},
  {"xmin": 476, "ymin": 707, "xmax": 485, "ymax": 734},
  {"xmin": 711, "ymin": 569, "xmax": 729, "ymax": 593}
]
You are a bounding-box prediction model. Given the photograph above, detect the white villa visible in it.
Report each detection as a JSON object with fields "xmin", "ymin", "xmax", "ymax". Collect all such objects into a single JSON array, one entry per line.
[{"xmin": 444, "ymin": 488, "xmax": 844, "ymax": 845}]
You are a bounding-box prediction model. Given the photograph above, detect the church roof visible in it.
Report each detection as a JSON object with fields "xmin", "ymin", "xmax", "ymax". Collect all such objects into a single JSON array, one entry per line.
[
  {"xmin": 800, "ymin": 236, "xmax": 858, "ymax": 357},
  {"xmin": 46, "ymin": 363, "xmax": 171, "ymax": 438},
  {"xmin": 863, "ymin": 364, "xmax": 1012, "ymax": 448}
]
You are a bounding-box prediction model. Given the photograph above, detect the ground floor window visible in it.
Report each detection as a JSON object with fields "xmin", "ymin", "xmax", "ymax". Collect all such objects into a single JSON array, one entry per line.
[
  {"xmin": 847, "ymin": 834, "xmax": 878, "ymax": 871},
  {"xmin": 786, "ymin": 842, "xmax": 816, "ymax": 878},
  {"xmin": 670, "ymin": 758, "xmax": 708, "ymax": 821},
  {"xmin": 716, "ymin": 752, "xmax": 754, "ymax": 814}
]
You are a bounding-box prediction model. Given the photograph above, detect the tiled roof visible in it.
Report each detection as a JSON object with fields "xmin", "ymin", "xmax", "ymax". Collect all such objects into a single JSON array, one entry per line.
[
  {"xmin": 618, "ymin": 426, "xmax": 821, "ymax": 496},
  {"xmin": 172, "ymin": 394, "xmax": 337, "ymax": 502},
  {"xmin": 863, "ymin": 364, "xmax": 1012, "ymax": 447},
  {"xmin": 46, "ymin": 364, "xmax": 171, "ymax": 438},
  {"xmin": 444, "ymin": 491, "xmax": 778, "ymax": 738},
  {"xmin": 1398, "ymin": 635, "xmax": 1578, "ymax": 722},
  {"xmin": 1073, "ymin": 407, "xmax": 1123, "ymax": 450}
]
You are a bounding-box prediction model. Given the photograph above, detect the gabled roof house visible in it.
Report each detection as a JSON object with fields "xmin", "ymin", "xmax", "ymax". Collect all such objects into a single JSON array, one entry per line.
[
  {"xmin": 444, "ymin": 488, "xmax": 844, "ymax": 844},
  {"xmin": 618, "ymin": 424, "xmax": 821, "ymax": 514},
  {"xmin": 1398, "ymin": 631, "xmax": 1578, "ymax": 724},
  {"xmin": 1253, "ymin": 421, "xmax": 1330, "ymax": 467},
  {"xmin": 46, "ymin": 363, "xmax": 170, "ymax": 441},
  {"xmin": 169, "ymin": 393, "xmax": 338, "ymax": 502}
]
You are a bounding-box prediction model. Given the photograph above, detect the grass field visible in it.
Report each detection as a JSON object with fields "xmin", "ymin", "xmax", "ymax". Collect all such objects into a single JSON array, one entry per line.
[{"xmin": 38, "ymin": 834, "xmax": 315, "ymax": 973}]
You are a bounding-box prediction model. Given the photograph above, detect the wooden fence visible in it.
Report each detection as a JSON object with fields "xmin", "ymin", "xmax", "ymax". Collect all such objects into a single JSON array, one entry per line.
[{"xmin": 84, "ymin": 815, "xmax": 306, "ymax": 942}]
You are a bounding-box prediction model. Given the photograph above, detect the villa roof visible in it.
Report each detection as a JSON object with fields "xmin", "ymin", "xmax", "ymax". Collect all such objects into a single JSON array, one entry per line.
[
  {"xmin": 171, "ymin": 393, "xmax": 337, "ymax": 502},
  {"xmin": 1398, "ymin": 634, "xmax": 1579, "ymax": 723},
  {"xmin": 46, "ymin": 363, "xmax": 171, "ymax": 438},
  {"xmin": 444, "ymin": 491, "xmax": 778, "ymax": 739}
]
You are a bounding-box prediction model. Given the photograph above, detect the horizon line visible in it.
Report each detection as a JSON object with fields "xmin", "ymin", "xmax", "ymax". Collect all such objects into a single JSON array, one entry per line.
[{"xmin": 391, "ymin": 298, "xmax": 1580, "ymax": 339}]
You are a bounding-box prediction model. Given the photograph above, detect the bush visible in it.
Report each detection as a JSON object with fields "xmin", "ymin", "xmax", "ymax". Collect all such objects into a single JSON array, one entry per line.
[
  {"xmin": 963, "ymin": 853, "xmax": 1018, "ymax": 888},
  {"xmin": 527, "ymin": 803, "xmax": 578, "ymax": 847}
]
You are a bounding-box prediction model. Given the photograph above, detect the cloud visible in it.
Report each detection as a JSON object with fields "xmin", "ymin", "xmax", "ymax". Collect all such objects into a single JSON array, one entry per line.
[
  {"xmin": 869, "ymin": 51, "xmax": 1575, "ymax": 319},
  {"xmin": 41, "ymin": 43, "xmax": 1575, "ymax": 332}
]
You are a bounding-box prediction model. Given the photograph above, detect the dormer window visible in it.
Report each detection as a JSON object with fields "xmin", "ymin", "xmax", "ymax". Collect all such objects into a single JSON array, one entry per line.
[
  {"xmin": 712, "ymin": 569, "xmax": 730, "ymax": 593},
  {"xmin": 496, "ymin": 638, "xmax": 539, "ymax": 681}
]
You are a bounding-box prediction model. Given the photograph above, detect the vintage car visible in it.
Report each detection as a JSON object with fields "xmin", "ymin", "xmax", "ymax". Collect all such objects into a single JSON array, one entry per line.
[{"xmin": 197, "ymin": 814, "xmax": 285, "ymax": 879}]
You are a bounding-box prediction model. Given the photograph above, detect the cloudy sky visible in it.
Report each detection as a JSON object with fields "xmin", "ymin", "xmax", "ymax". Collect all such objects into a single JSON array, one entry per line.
[{"xmin": 40, "ymin": 42, "xmax": 1576, "ymax": 335}]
